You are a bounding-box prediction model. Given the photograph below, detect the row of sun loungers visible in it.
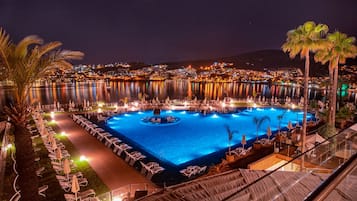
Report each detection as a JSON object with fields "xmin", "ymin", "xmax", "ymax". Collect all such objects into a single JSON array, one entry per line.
[
  {"xmin": 31, "ymin": 111, "xmax": 97, "ymax": 200},
  {"xmin": 18, "ymin": 122, "xmax": 49, "ymax": 198},
  {"xmin": 72, "ymin": 114, "xmax": 166, "ymax": 180}
]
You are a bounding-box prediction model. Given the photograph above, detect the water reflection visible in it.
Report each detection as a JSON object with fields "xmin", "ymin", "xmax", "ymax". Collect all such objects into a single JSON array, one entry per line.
[{"xmin": 1, "ymin": 80, "xmax": 355, "ymax": 107}]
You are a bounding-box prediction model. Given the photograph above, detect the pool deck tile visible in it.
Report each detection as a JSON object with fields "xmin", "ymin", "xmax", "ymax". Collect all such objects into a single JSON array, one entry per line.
[{"xmin": 55, "ymin": 113, "xmax": 156, "ymax": 190}]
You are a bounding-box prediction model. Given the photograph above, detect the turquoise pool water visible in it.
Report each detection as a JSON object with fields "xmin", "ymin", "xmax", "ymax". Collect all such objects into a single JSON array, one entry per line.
[{"xmin": 106, "ymin": 108, "xmax": 312, "ymax": 166}]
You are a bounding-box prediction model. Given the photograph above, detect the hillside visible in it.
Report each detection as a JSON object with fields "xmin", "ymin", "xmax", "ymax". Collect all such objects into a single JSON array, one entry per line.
[{"xmin": 163, "ymin": 49, "xmax": 356, "ymax": 77}]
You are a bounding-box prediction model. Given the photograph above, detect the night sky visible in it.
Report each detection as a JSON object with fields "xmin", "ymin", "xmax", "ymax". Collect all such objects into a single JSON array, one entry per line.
[{"xmin": 1, "ymin": 0, "xmax": 357, "ymax": 64}]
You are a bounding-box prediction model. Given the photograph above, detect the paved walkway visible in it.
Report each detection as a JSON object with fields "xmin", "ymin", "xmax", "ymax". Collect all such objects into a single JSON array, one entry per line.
[{"xmin": 55, "ymin": 113, "xmax": 156, "ymax": 190}]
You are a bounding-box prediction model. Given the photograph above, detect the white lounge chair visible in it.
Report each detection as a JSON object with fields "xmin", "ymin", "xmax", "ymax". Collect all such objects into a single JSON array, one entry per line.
[
  {"xmin": 64, "ymin": 189, "xmax": 96, "ymax": 201},
  {"xmin": 38, "ymin": 185, "xmax": 48, "ymax": 197}
]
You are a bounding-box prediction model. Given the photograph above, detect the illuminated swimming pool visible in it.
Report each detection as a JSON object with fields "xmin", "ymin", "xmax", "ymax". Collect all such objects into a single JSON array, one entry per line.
[{"xmin": 106, "ymin": 108, "xmax": 312, "ymax": 166}]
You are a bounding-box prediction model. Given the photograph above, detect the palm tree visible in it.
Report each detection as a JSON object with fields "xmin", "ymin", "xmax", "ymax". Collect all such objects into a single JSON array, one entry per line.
[
  {"xmin": 252, "ymin": 116, "xmax": 270, "ymax": 141},
  {"xmin": 0, "ymin": 28, "xmax": 83, "ymax": 201},
  {"xmin": 315, "ymin": 31, "xmax": 357, "ymax": 131},
  {"xmin": 282, "ymin": 21, "xmax": 328, "ymax": 165},
  {"xmin": 277, "ymin": 110, "xmax": 287, "ymax": 135},
  {"xmin": 224, "ymin": 124, "xmax": 238, "ymax": 156}
]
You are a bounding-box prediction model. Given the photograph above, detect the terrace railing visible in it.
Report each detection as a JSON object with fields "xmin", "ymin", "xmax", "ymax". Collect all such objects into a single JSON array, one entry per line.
[
  {"xmin": 222, "ymin": 123, "xmax": 357, "ymax": 201},
  {"xmin": 96, "ymin": 183, "xmax": 161, "ymax": 201}
]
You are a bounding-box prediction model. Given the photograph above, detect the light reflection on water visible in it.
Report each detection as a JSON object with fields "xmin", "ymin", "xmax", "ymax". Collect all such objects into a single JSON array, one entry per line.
[{"xmin": 0, "ymin": 80, "xmax": 336, "ymax": 107}]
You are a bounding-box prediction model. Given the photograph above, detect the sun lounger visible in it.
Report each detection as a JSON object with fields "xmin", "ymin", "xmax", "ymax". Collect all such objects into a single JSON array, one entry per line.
[
  {"xmin": 36, "ymin": 167, "xmax": 45, "ymax": 177},
  {"xmin": 59, "ymin": 181, "xmax": 71, "ymax": 192},
  {"xmin": 38, "ymin": 185, "xmax": 48, "ymax": 197},
  {"xmin": 59, "ymin": 177, "xmax": 88, "ymax": 192},
  {"xmin": 81, "ymin": 197, "xmax": 100, "ymax": 201},
  {"xmin": 180, "ymin": 165, "xmax": 206, "ymax": 178},
  {"xmin": 146, "ymin": 166, "xmax": 165, "ymax": 180},
  {"xmin": 64, "ymin": 189, "xmax": 96, "ymax": 200}
]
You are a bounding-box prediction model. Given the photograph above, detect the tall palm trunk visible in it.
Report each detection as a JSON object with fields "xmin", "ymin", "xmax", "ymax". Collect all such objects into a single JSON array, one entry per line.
[
  {"xmin": 301, "ymin": 51, "xmax": 310, "ymax": 171},
  {"xmin": 13, "ymin": 124, "xmax": 39, "ymax": 201},
  {"xmin": 331, "ymin": 63, "xmax": 339, "ymax": 128},
  {"xmin": 328, "ymin": 63, "xmax": 334, "ymax": 125}
]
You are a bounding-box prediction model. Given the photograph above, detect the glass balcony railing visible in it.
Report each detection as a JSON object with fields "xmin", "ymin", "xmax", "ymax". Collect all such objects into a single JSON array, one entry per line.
[{"xmin": 222, "ymin": 124, "xmax": 357, "ymax": 201}]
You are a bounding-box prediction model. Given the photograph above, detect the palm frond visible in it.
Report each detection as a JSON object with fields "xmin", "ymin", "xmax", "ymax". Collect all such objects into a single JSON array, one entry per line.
[
  {"xmin": 37, "ymin": 41, "xmax": 62, "ymax": 57},
  {"xmin": 14, "ymin": 35, "xmax": 43, "ymax": 58},
  {"xmin": 0, "ymin": 28, "xmax": 12, "ymax": 70}
]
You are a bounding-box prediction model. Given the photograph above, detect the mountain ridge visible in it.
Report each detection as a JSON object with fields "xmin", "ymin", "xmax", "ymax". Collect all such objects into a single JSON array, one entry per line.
[{"xmin": 162, "ymin": 49, "xmax": 357, "ymax": 77}]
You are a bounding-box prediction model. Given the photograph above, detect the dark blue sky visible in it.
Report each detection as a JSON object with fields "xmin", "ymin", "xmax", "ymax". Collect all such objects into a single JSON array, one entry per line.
[{"xmin": 1, "ymin": 0, "xmax": 357, "ymax": 64}]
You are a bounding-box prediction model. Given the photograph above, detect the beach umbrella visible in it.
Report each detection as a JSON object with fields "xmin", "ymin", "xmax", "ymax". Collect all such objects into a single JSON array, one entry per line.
[
  {"xmin": 51, "ymin": 139, "xmax": 58, "ymax": 151},
  {"xmin": 71, "ymin": 175, "xmax": 80, "ymax": 201},
  {"xmin": 287, "ymin": 121, "xmax": 293, "ymax": 130},
  {"xmin": 165, "ymin": 96, "xmax": 170, "ymax": 104},
  {"xmin": 56, "ymin": 148, "xmax": 62, "ymax": 162},
  {"xmin": 241, "ymin": 135, "xmax": 246, "ymax": 150},
  {"xmin": 267, "ymin": 126, "xmax": 272, "ymax": 141},
  {"xmin": 63, "ymin": 158, "xmax": 71, "ymax": 181}
]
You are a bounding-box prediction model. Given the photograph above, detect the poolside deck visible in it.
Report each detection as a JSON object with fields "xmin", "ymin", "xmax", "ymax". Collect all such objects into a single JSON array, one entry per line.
[{"xmin": 55, "ymin": 113, "xmax": 156, "ymax": 190}]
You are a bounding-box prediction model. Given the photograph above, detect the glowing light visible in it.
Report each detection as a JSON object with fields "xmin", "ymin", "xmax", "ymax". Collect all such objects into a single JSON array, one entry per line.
[
  {"xmin": 134, "ymin": 102, "xmax": 139, "ymax": 107},
  {"xmin": 291, "ymin": 104, "xmax": 296, "ymax": 109},
  {"xmin": 97, "ymin": 108, "xmax": 102, "ymax": 113},
  {"xmin": 184, "ymin": 101, "xmax": 188, "ymax": 107},
  {"xmin": 171, "ymin": 105, "xmax": 176, "ymax": 110},
  {"xmin": 222, "ymin": 102, "xmax": 226, "ymax": 107},
  {"xmin": 114, "ymin": 104, "xmax": 118, "ymax": 110},
  {"xmin": 50, "ymin": 111, "xmax": 55, "ymax": 119},
  {"xmin": 113, "ymin": 197, "xmax": 123, "ymax": 201},
  {"xmin": 98, "ymin": 103, "xmax": 103, "ymax": 107},
  {"xmin": 5, "ymin": 144, "xmax": 13, "ymax": 151},
  {"xmin": 211, "ymin": 114, "xmax": 219, "ymax": 118},
  {"xmin": 232, "ymin": 114, "xmax": 239, "ymax": 118},
  {"xmin": 80, "ymin": 155, "xmax": 88, "ymax": 161},
  {"xmin": 253, "ymin": 103, "xmax": 257, "ymax": 108},
  {"xmin": 61, "ymin": 131, "xmax": 67, "ymax": 136},
  {"xmin": 51, "ymin": 119, "xmax": 56, "ymax": 124}
]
